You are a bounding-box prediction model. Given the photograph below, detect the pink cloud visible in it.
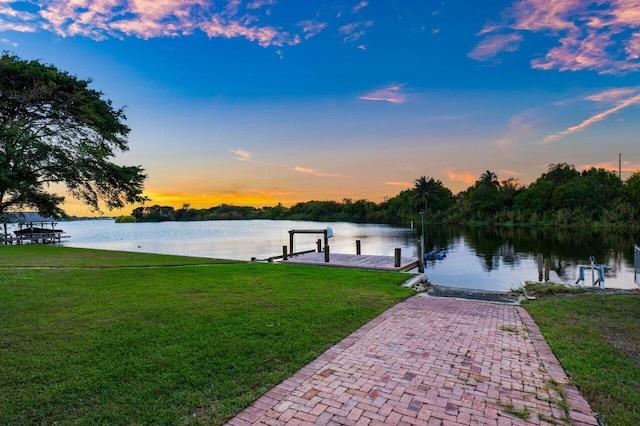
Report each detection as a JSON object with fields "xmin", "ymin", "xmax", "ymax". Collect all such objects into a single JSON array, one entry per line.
[
  {"xmin": 359, "ymin": 84, "xmax": 408, "ymax": 104},
  {"xmin": 471, "ymin": 0, "xmax": 640, "ymax": 74},
  {"xmin": 230, "ymin": 149, "xmax": 252, "ymax": 160},
  {"xmin": 351, "ymin": 1, "xmax": 369, "ymax": 14},
  {"xmin": 585, "ymin": 87, "xmax": 640, "ymax": 102},
  {"xmin": 542, "ymin": 90, "xmax": 640, "ymax": 144},
  {"xmin": 627, "ymin": 33, "xmax": 640, "ymax": 60},
  {"xmin": 467, "ymin": 33, "xmax": 523, "ymax": 61},
  {"xmin": 384, "ymin": 181, "xmax": 411, "ymax": 187},
  {"xmin": 446, "ymin": 170, "xmax": 476, "ymax": 186},
  {"xmin": 293, "ymin": 166, "xmax": 340, "ymax": 177},
  {"xmin": 338, "ymin": 20, "xmax": 373, "ymax": 43},
  {"xmin": 246, "ymin": 0, "xmax": 277, "ymax": 10},
  {"xmin": 510, "ymin": 0, "xmax": 580, "ymax": 32},
  {"xmin": 297, "ymin": 19, "xmax": 326, "ymax": 39},
  {"xmin": 1, "ymin": 0, "xmax": 299, "ymax": 47}
]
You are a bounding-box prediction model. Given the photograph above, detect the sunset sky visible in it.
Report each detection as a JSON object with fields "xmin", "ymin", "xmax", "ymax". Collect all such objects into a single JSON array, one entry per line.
[{"xmin": 1, "ymin": 0, "xmax": 640, "ymax": 216}]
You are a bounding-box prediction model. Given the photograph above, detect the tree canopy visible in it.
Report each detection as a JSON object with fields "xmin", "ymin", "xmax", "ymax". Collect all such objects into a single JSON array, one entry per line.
[{"xmin": 0, "ymin": 53, "xmax": 147, "ymax": 217}]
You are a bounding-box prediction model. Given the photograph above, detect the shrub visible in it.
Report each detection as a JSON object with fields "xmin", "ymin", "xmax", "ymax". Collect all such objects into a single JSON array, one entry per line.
[{"xmin": 115, "ymin": 215, "xmax": 137, "ymax": 223}]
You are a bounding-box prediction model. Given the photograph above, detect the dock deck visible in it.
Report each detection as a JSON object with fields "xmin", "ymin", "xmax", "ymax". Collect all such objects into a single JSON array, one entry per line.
[{"xmin": 281, "ymin": 252, "xmax": 419, "ymax": 272}]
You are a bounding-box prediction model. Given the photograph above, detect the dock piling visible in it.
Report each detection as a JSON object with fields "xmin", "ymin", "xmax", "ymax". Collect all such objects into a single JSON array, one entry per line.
[
  {"xmin": 356, "ymin": 240, "xmax": 361, "ymax": 255},
  {"xmin": 394, "ymin": 248, "xmax": 401, "ymax": 267},
  {"xmin": 324, "ymin": 246, "xmax": 330, "ymax": 263},
  {"xmin": 544, "ymin": 258, "xmax": 550, "ymax": 281},
  {"xmin": 537, "ymin": 254, "xmax": 543, "ymax": 281},
  {"xmin": 418, "ymin": 237, "xmax": 425, "ymax": 273}
]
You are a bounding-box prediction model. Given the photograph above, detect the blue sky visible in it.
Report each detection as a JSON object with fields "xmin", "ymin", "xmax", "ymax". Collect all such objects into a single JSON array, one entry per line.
[{"xmin": 1, "ymin": 0, "xmax": 640, "ymax": 215}]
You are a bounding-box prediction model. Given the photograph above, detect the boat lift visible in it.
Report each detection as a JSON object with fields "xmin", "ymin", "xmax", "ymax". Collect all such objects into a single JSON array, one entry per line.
[{"xmin": 575, "ymin": 256, "xmax": 610, "ymax": 288}]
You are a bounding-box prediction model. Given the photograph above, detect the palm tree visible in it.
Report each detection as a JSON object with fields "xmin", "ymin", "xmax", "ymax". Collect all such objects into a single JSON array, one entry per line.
[
  {"xmin": 412, "ymin": 176, "xmax": 441, "ymax": 248},
  {"xmin": 546, "ymin": 163, "xmax": 578, "ymax": 184},
  {"xmin": 412, "ymin": 176, "xmax": 440, "ymax": 212},
  {"xmin": 479, "ymin": 170, "xmax": 499, "ymax": 189}
]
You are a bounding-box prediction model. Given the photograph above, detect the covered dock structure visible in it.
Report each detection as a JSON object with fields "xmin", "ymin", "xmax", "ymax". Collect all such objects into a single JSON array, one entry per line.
[{"xmin": 1, "ymin": 212, "xmax": 69, "ymax": 245}]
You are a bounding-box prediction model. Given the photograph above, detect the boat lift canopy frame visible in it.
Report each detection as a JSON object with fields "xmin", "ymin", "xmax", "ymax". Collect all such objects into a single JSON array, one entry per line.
[{"xmin": 289, "ymin": 228, "xmax": 333, "ymax": 254}]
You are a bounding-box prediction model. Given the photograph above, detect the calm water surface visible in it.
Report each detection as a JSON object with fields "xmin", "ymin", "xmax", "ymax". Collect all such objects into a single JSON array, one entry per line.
[{"xmin": 47, "ymin": 219, "xmax": 639, "ymax": 291}]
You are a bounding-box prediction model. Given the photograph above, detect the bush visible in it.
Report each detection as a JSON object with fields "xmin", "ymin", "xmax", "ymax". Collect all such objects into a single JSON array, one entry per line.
[{"xmin": 115, "ymin": 215, "xmax": 137, "ymax": 223}]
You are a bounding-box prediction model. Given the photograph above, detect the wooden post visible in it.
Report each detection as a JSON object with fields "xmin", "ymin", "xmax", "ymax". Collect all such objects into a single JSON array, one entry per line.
[
  {"xmin": 394, "ymin": 248, "xmax": 401, "ymax": 268},
  {"xmin": 324, "ymin": 230, "xmax": 329, "ymax": 249},
  {"xmin": 418, "ymin": 237, "xmax": 425, "ymax": 273},
  {"xmin": 356, "ymin": 240, "xmax": 361, "ymax": 255},
  {"xmin": 3, "ymin": 223, "xmax": 7, "ymax": 246},
  {"xmin": 537, "ymin": 253, "xmax": 543, "ymax": 281},
  {"xmin": 289, "ymin": 231, "xmax": 294, "ymax": 255},
  {"xmin": 282, "ymin": 245, "xmax": 288, "ymax": 260},
  {"xmin": 317, "ymin": 239, "xmax": 322, "ymax": 252},
  {"xmin": 324, "ymin": 245, "xmax": 330, "ymax": 263},
  {"xmin": 544, "ymin": 258, "xmax": 550, "ymax": 281}
]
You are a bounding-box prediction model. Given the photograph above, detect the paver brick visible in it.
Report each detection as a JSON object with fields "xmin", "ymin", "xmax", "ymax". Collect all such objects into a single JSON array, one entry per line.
[{"xmin": 226, "ymin": 296, "xmax": 598, "ymax": 426}]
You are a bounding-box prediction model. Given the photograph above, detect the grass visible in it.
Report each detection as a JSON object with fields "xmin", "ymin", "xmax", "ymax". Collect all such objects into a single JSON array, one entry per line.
[
  {"xmin": 0, "ymin": 245, "xmax": 414, "ymax": 425},
  {"xmin": 500, "ymin": 401, "xmax": 530, "ymax": 420},
  {"xmin": 523, "ymin": 281, "xmax": 586, "ymax": 297},
  {"xmin": 524, "ymin": 293, "xmax": 640, "ymax": 425}
]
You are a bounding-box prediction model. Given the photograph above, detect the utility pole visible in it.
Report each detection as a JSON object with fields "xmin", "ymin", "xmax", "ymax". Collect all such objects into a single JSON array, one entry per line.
[{"xmin": 619, "ymin": 152, "xmax": 622, "ymax": 180}]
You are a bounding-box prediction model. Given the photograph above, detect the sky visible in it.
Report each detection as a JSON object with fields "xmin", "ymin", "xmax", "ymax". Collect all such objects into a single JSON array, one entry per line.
[{"xmin": 1, "ymin": 0, "xmax": 640, "ymax": 216}]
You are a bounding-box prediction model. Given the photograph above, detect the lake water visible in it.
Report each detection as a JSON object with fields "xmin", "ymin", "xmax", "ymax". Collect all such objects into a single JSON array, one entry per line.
[{"xmin": 44, "ymin": 219, "xmax": 639, "ymax": 292}]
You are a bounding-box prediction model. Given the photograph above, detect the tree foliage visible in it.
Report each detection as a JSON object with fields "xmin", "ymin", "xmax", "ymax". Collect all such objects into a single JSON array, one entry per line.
[{"xmin": 0, "ymin": 53, "xmax": 148, "ymax": 216}]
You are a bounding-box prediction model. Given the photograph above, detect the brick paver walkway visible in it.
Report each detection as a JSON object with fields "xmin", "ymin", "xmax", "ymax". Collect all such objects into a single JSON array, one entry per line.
[{"xmin": 227, "ymin": 295, "xmax": 598, "ymax": 425}]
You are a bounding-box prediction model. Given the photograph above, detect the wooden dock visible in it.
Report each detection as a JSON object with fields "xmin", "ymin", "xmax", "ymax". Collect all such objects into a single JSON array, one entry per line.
[
  {"xmin": 281, "ymin": 252, "xmax": 419, "ymax": 272},
  {"xmin": 2, "ymin": 232, "xmax": 70, "ymax": 245}
]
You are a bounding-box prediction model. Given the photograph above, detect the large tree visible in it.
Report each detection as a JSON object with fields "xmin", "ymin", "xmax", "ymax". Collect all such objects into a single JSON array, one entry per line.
[{"xmin": 0, "ymin": 53, "xmax": 147, "ymax": 216}]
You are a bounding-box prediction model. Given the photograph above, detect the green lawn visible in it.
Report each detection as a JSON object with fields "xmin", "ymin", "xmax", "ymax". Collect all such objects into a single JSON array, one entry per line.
[
  {"xmin": 0, "ymin": 245, "xmax": 414, "ymax": 425},
  {"xmin": 524, "ymin": 293, "xmax": 640, "ymax": 426}
]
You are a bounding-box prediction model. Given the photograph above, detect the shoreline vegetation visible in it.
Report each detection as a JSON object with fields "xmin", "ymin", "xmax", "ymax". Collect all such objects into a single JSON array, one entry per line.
[{"xmin": 114, "ymin": 164, "xmax": 640, "ymax": 229}]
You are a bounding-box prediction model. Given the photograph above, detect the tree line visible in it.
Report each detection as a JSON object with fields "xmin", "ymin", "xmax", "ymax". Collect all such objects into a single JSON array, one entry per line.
[{"xmin": 126, "ymin": 163, "xmax": 640, "ymax": 228}]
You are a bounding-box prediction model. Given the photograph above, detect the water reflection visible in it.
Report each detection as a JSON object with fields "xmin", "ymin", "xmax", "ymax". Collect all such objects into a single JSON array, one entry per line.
[
  {"xmin": 53, "ymin": 220, "xmax": 639, "ymax": 291},
  {"xmin": 424, "ymin": 225, "xmax": 639, "ymax": 291}
]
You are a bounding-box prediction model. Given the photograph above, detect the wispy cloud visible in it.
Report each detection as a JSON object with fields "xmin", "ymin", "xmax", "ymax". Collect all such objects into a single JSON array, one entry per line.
[
  {"xmin": 471, "ymin": 0, "xmax": 640, "ymax": 74},
  {"xmin": 542, "ymin": 87, "xmax": 640, "ymax": 144},
  {"xmin": 1, "ymin": 37, "xmax": 17, "ymax": 47},
  {"xmin": 351, "ymin": 1, "xmax": 369, "ymax": 14},
  {"xmin": 495, "ymin": 111, "xmax": 537, "ymax": 148},
  {"xmin": 0, "ymin": 0, "xmax": 300, "ymax": 47},
  {"xmin": 297, "ymin": 19, "xmax": 326, "ymax": 39},
  {"xmin": 230, "ymin": 149, "xmax": 252, "ymax": 160},
  {"xmin": 359, "ymin": 84, "xmax": 408, "ymax": 104},
  {"xmin": 580, "ymin": 161, "xmax": 640, "ymax": 173},
  {"xmin": 424, "ymin": 114, "xmax": 468, "ymax": 122},
  {"xmin": 246, "ymin": 0, "xmax": 277, "ymax": 10},
  {"xmin": 338, "ymin": 20, "xmax": 373, "ymax": 43},
  {"xmin": 499, "ymin": 169, "xmax": 527, "ymax": 177},
  {"xmin": 294, "ymin": 166, "xmax": 340, "ymax": 177},
  {"xmin": 384, "ymin": 181, "xmax": 411, "ymax": 187},
  {"xmin": 230, "ymin": 149, "xmax": 338, "ymax": 177},
  {"xmin": 468, "ymin": 33, "xmax": 523, "ymax": 61}
]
